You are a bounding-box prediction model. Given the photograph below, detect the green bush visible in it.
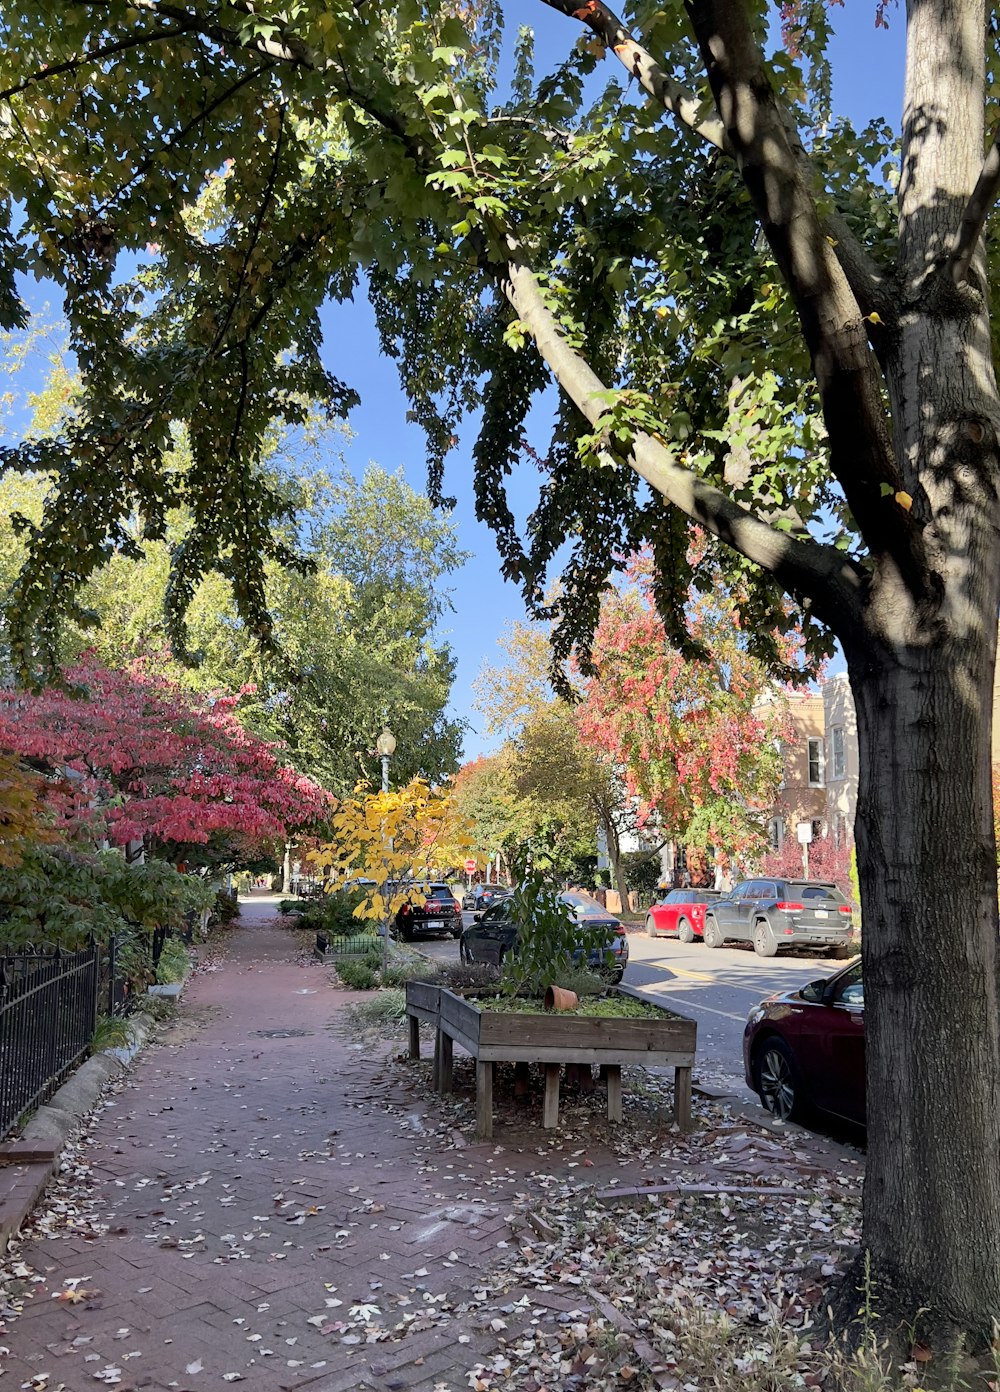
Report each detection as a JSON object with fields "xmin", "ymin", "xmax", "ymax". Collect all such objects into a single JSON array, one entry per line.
[
  {"xmin": 213, "ymin": 887, "xmax": 240, "ymax": 924},
  {"xmin": 620, "ymin": 851, "xmax": 663, "ymax": 899},
  {"xmin": 279, "ymin": 898, "xmax": 309, "ymax": 915},
  {"xmin": 301, "ymin": 889, "xmax": 380, "ymax": 937},
  {"xmin": 156, "ymin": 936, "xmax": 190, "ymax": 984},
  {"xmin": 336, "ymin": 958, "xmax": 378, "ymax": 990}
]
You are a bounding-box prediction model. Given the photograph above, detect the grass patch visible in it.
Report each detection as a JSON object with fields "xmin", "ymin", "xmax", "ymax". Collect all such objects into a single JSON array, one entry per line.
[{"xmin": 156, "ymin": 936, "xmax": 190, "ymax": 984}]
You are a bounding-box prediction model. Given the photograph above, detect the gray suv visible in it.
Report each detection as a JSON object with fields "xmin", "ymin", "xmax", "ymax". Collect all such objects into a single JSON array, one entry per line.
[{"xmin": 703, "ymin": 878, "xmax": 854, "ymax": 957}]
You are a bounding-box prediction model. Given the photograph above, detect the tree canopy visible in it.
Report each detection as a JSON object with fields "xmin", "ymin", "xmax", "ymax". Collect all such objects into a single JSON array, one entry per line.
[{"xmin": 7, "ymin": 0, "xmax": 1000, "ymax": 1341}]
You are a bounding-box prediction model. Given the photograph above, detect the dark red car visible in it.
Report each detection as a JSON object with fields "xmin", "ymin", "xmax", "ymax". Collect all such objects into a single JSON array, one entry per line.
[
  {"xmin": 645, "ymin": 889, "xmax": 723, "ymax": 943},
  {"xmin": 743, "ymin": 959, "xmax": 864, "ymax": 1125}
]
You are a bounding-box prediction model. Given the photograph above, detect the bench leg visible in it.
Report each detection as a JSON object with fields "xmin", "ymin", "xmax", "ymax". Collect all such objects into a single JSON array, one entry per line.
[
  {"xmin": 476, "ymin": 1061, "xmax": 493, "ymax": 1140},
  {"xmin": 542, "ymin": 1063, "xmax": 561, "ymax": 1128},
  {"xmin": 408, "ymin": 1014, "xmax": 420, "ymax": 1060},
  {"xmin": 438, "ymin": 1032, "xmax": 453, "ymax": 1094},
  {"xmin": 432, "ymin": 1029, "xmax": 442, "ymax": 1092},
  {"xmin": 674, "ymin": 1065, "xmax": 693, "ymax": 1132},
  {"xmin": 606, "ymin": 1065, "xmax": 623, "ymax": 1124}
]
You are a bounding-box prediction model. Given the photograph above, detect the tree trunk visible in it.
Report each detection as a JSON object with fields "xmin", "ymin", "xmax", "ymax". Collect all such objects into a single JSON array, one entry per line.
[
  {"xmin": 281, "ymin": 842, "xmax": 293, "ymax": 897},
  {"xmin": 847, "ymin": 633, "xmax": 1000, "ymax": 1338},
  {"xmin": 601, "ymin": 812, "xmax": 629, "ymax": 907}
]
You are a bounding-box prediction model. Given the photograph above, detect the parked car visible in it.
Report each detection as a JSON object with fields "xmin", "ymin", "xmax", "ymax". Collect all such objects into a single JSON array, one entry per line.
[
  {"xmin": 461, "ymin": 883, "xmax": 513, "ymax": 916},
  {"xmin": 460, "ymin": 890, "xmax": 629, "ymax": 982},
  {"xmin": 743, "ymin": 959, "xmax": 864, "ymax": 1124},
  {"xmin": 645, "ymin": 889, "xmax": 723, "ymax": 942},
  {"xmin": 703, "ymin": 878, "xmax": 854, "ymax": 956},
  {"xmin": 394, "ymin": 882, "xmax": 463, "ymax": 940}
]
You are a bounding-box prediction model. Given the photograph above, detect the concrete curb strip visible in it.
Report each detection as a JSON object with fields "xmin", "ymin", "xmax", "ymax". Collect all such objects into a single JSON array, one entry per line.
[{"xmin": 0, "ymin": 1008, "xmax": 158, "ymax": 1250}]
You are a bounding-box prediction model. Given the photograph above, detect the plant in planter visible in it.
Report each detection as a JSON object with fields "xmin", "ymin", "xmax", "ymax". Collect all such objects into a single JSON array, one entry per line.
[{"xmin": 499, "ymin": 871, "xmax": 614, "ymax": 999}]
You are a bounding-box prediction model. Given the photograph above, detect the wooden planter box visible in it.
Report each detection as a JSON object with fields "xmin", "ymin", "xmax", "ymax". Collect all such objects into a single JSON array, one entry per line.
[{"xmin": 404, "ymin": 982, "xmax": 697, "ymax": 1140}]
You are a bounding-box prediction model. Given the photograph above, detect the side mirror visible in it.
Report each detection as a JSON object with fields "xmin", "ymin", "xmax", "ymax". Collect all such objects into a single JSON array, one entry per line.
[{"xmin": 800, "ymin": 978, "xmax": 830, "ymax": 1004}]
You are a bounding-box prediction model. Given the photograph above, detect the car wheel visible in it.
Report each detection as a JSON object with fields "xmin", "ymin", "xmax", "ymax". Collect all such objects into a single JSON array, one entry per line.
[
  {"xmin": 753, "ymin": 919, "xmax": 778, "ymax": 957},
  {"xmin": 703, "ymin": 915, "xmax": 723, "ymax": 949},
  {"xmin": 677, "ymin": 918, "xmax": 695, "ymax": 945},
  {"xmin": 646, "ymin": 914, "xmax": 658, "ymax": 938},
  {"xmin": 754, "ymin": 1037, "xmax": 800, "ymax": 1121}
]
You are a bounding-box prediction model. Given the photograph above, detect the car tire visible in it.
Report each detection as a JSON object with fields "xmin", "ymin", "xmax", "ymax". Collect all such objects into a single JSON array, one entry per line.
[
  {"xmin": 703, "ymin": 915, "xmax": 723, "ymax": 949},
  {"xmin": 646, "ymin": 914, "xmax": 658, "ymax": 938},
  {"xmin": 753, "ymin": 919, "xmax": 778, "ymax": 957},
  {"xmin": 754, "ymin": 1037, "xmax": 800, "ymax": 1121},
  {"xmin": 677, "ymin": 918, "xmax": 695, "ymax": 945}
]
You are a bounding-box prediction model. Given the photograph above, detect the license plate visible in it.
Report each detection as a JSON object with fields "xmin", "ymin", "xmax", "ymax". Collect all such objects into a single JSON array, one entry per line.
[
  {"xmin": 426, "ymin": 919, "xmax": 444, "ymax": 929},
  {"xmin": 814, "ymin": 910, "xmax": 829, "ymax": 919}
]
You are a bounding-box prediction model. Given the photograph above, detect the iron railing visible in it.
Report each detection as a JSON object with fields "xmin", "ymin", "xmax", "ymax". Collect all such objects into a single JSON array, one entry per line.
[{"xmin": 0, "ymin": 940, "xmax": 100, "ymax": 1138}]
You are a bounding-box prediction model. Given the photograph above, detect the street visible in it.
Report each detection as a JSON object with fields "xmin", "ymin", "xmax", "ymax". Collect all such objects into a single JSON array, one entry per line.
[{"xmin": 419, "ymin": 914, "xmax": 850, "ymax": 1102}]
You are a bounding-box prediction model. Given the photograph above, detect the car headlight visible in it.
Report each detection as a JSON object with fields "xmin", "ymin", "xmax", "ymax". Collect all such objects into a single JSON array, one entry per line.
[{"xmin": 746, "ymin": 1004, "xmax": 766, "ymax": 1026}]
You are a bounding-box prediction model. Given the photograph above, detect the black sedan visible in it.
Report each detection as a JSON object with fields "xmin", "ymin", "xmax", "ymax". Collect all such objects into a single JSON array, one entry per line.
[
  {"xmin": 460, "ymin": 890, "xmax": 629, "ymax": 982},
  {"xmin": 743, "ymin": 958, "xmax": 865, "ymax": 1124},
  {"xmin": 394, "ymin": 883, "xmax": 463, "ymax": 940},
  {"xmin": 461, "ymin": 883, "xmax": 513, "ymax": 916}
]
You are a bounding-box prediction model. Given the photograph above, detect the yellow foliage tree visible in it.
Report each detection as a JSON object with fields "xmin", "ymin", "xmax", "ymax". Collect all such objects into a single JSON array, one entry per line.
[
  {"xmin": 309, "ymin": 779, "xmax": 472, "ymax": 968},
  {"xmin": 0, "ymin": 754, "xmax": 57, "ymax": 867}
]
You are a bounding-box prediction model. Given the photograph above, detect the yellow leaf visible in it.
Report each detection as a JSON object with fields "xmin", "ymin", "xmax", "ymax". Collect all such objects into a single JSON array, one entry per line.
[
  {"xmin": 894, "ymin": 490, "xmax": 913, "ymax": 510},
  {"xmin": 865, "ymin": 311, "xmax": 884, "ymax": 325}
]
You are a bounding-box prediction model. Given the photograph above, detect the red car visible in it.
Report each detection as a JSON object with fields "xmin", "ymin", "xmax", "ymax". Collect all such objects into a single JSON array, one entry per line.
[
  {"xmin": 645, "ymin": 889, "xmax": 723, "ymax": 943},
  {"xmin": 743, "ymin": 959, "xmax": 865, "ymax": 1125}
]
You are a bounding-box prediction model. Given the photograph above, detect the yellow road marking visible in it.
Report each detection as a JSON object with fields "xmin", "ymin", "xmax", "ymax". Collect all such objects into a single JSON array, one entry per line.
[{"xmin": 631, "ymin": 984, "xmax": 747, "ymax": 1023}]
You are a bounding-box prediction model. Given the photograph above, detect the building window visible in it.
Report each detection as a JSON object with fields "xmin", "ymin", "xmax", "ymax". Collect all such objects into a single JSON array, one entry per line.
[
  {"xmin": 769, "ymin": 816, "xmax": 785, "ymax": 852},
  {"xmin": 831, "ymin": 726, "xmax": 846, "ymax": 779},
  {"xmin": 812, "ymin": 819, "xmax": 823, "ymax": 841},
  {"xmin": 807, "ymin": 737, "xmax": 824, "ymax": 787}
]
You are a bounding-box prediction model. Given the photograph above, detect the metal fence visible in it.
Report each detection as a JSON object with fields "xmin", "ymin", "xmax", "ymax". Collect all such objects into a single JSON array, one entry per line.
[{"xmin": 0, "ymin": 941, "xmax": 101, "ymax": 1138}]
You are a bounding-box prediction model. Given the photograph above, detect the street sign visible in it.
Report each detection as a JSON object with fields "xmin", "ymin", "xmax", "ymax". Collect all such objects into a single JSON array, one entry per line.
[{"xmin": 463, "ymin": 857, "xmax": 477, "ymax": 874}]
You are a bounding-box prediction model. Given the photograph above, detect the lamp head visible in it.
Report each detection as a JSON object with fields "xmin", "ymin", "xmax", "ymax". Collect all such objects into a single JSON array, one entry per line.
[{"xmin": 376, "ymin": 728, "xmax": 397, "ymax": 758}]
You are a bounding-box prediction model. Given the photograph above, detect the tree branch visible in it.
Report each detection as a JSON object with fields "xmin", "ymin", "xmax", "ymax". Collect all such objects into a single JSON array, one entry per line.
[
  {"xmin": 0, "ymin": 25, "xmax": 200, "ymax": 101},
  {"xmin": 948, "ymin": 133, "xmax": 1000, "ymax": 285},
  {"xmin": 537, "ymin": 0, "xmax": 889, "ymax": 319},
  {"xmin": 499, "ymin": 237, "xmax": 865, "ymax": 639},
  {"xmin": 684, "ymin": 0, "xmax": 932, "ymax": 602}
]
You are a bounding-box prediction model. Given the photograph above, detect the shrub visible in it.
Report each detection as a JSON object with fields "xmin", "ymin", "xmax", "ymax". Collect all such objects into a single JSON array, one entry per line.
[
  {"xmin": 279, "ymin": 898, "xmax": 309, "ymax": 915},
  {"xmin": 301, "ymin": 889, "xmax": 380, "ymax": 937},
  {"xmin": 349, "ymin": 988, "xmax": 407, "ymax": 1024},
  {"xmin": 621, "ymin": 851, "xmax": 663, "ymax": 899},
  {"xmin": 213, "ymin": 888, "xmax": 240, "ymax": 924},
  {"xmin": 336, "ymin": 958, "xmax": 378, "ymax": 990},
  {"xmin": 155, "ymin": 936, "xmax": 190, "ymax": 984}
]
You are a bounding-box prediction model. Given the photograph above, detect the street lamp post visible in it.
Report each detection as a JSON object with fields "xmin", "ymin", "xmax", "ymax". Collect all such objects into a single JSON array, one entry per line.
[
  {"xmin": 376, "ymin": 727, "xmax": 396, "ymax": 794},
  {"xmin": 374, "ymin": 728, "xmax": 397, "ymax": 976}
]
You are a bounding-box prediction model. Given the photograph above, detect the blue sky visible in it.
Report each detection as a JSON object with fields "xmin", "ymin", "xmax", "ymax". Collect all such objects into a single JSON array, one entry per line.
[{"xmin": 319, "ymin": 3, "xmax": 906, "ymax": 761}]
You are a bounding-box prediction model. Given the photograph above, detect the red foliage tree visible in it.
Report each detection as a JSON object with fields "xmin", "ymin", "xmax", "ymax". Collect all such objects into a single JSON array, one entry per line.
[
  {"xmin": 760, "ymin": 834, "xmax": 854, "ymax": 900},
  {"xmin": 0, "ymin": 658, "xmax": 331, "ymax": 862},
  {"xmin": 576, "ymin": 554, "xmax": 796, "ymax": 859}
]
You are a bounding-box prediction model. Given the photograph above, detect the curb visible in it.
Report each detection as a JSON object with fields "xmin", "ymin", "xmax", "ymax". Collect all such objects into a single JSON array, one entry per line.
[{"xmin": 0, "ymin": 1009, "xmax": 159, "ymax": 1251}]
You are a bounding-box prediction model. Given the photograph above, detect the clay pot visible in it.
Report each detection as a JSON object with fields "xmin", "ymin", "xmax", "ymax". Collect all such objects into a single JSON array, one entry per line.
[{"xmin": 544, "ymin": 984, "xmax": 579, "ymax": 1011}]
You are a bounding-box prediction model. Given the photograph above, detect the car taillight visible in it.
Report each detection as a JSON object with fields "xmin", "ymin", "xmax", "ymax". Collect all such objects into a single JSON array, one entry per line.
[
  {"xmin": 774, "ymin": 901, "xmax": 803, "ymax": 911},
  {"xmin": 615, "ymin": 924, "xmax": 627, "ymax": 936},
  {"xmin": 838, "ymin": 905, "xmax": 853, "ymax": 915},
  {"xmin": 401, "ymin": 904, "xmax": 412, "ymax": 915},
  {"xmin": 453, "ymin": 900, "xmax": 462, "ymax": 913}
]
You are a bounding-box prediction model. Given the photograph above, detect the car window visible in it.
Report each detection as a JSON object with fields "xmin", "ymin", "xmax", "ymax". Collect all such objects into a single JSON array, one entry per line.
[
  {"xmin": 561, "ymin": 892, "xmax": 608, "ymax": 918},
  {"xmin": 665, "ymin": 890, "xmax": 687, "ymax": 903},
  {"xmin": 427, "ymin": 885, "xmax": 453, "ymax": 899},
  {"xmin": 832, "ymin": 962, "xmax": 864, "ymax": 1007},
  {"xmin": 796, "ymin": 883, "xmax": 848, "ymax": 904}
]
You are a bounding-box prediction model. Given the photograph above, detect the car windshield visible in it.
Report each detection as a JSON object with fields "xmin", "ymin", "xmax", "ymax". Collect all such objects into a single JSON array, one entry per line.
[
  {"xmin": 427, "ymin": 885, "xmax": 453, "ymax": 899},
  {"xmin": 560, "ymin": 891, "xmax": 610, "ymax": 918}
]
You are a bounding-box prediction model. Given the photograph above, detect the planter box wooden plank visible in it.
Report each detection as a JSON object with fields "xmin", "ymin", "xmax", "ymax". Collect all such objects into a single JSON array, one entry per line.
[{"xmin": 404, "ymin": 981, "xmax": 697, "ymax": 1140}]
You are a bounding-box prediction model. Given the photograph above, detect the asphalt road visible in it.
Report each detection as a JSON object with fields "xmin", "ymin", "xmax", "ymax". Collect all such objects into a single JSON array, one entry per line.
[{"xmin": 417, "ymin": 912, "xmax": 850, "ymax": 1104}]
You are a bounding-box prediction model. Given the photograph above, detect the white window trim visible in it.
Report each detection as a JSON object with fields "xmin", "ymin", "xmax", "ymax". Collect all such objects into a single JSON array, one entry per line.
[{"xmin": 807, "ymin": 736, "xmax": 824, "ymax": 788}]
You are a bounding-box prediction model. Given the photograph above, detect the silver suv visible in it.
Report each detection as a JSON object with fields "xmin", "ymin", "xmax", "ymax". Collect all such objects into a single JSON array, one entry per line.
[{"xmin": 703, "ymin": 878, "xmax": 854, "ymax": 957}]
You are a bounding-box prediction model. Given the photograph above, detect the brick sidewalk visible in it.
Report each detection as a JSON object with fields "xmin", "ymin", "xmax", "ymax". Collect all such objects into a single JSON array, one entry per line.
[{"xmin": 0, "ymin": 902, "xmax": 643, "ymax": 1392}]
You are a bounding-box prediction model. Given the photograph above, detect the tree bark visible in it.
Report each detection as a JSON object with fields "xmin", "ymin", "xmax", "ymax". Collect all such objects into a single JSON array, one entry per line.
[
  {"xmin": 847, "ymin": 627, "xmax": 1000, "ymax": 1338},
  {"xmin": 281, "ymin": 841, "xmax": 293, "ymax": 897},
  {"xmin": 600, "ymin": 811, "xmax": 628, "ymax": 907}
]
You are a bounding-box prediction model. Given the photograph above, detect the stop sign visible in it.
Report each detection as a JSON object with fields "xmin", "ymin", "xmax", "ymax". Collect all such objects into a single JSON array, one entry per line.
[{"xmin": 463, "ymin": 858, "xmax": 477, "ymax": 874}]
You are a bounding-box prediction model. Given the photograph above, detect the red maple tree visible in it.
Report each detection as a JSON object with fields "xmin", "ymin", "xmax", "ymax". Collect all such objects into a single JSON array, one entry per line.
[{"xmin": 0, "ymin": 658, "xmax": 331, "ymax": 861}]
